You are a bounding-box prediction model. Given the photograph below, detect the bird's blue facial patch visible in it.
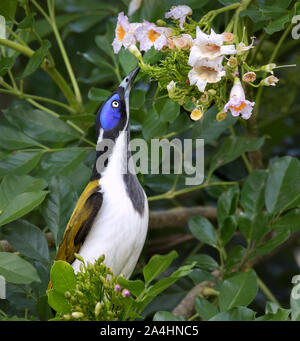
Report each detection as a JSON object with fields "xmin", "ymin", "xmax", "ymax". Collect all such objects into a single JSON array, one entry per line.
[{"xmin": 100, "ymin": 93, "xmax": 122, "ymax": 130}]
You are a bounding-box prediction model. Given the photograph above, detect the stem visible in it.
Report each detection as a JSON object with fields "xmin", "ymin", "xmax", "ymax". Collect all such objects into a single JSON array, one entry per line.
[
  {"xmin": 0, "ymin": 38, "xmax": 80, "ymax": 111},
  {"xmin": 47, "ymin": 0, "xmax": 82, "ymax": 105},
  {"xmin": 257, "ymin": 276, "xmax": 281, "ymax": 308},
  {"xmin": 148, "ymin": 181, "xmax": 237, "ymax": 202}
]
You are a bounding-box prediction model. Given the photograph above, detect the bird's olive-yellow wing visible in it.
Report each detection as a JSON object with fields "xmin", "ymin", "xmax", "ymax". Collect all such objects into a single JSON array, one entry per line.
[{"xmin": 55, "ymin": 179, "xmax": 103, "ymax": 264}]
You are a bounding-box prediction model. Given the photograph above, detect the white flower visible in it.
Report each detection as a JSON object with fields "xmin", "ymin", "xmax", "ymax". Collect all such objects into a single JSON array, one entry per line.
[
  {"xmin": 189, "ymin": 27, "xmax": 236, "ymax": 64},
  {"xmin": 236, "ymin": 37, "xmax": 255, "ymax": 54},
  {"xmin": 112, "ymin": 12, "xmax": 138, "ymax": 54},
  {"xmin": 261, "ymin": 75, "xmax": 279, "ymax": 86},
  {"xmin": 165, "ymin": 5, "xmax": 192, "ymax": 30},
  {"xmin": 167, "ymin": 80, "xmax": 176, "ymax": 97},
  {"xmin": 188, "ymin": 57, "xmax": 225, "ymax": 93},
  {"xmin": 128, "ymin": 0, "xmax": 142, "ymax": 16},
  {"xmin": 135, "ymin": 21, "xmax": 168, "ymax": 52},
  {"xmin": 224, "ymin": 78, "xmax": 255, "ymax": 119}
]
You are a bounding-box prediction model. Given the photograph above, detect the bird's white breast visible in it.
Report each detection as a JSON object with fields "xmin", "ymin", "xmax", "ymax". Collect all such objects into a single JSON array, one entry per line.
[{"xmin": 72, "ymin": 131, "xmax": 149, "ymax": 278}]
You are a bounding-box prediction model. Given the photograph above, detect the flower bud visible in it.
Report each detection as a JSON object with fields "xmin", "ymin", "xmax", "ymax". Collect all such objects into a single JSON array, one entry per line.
[
  {"xmin": 216, "ymin": 112, "xmax": 227, "ymax": 121},
  {"xmin": 200, "ymin": 92, "xmax": 209, "ymax": 104},
  {"xmin": 74, "ymin": 253, "xmax": 84, "ymax": 263},
  {"xmin": 222, "ymin": 32, "xmax": 234, "ymax": 43},
  {"xmin": 94, "ymin": 302, "xmax": 102, "ymax": 317},
  {"xmin": 167, "ymin": 80, "xmax": 176, "ymax": 97},
  {"xmin": 208, "ymin": 89, "xmax": 216, "ymax": 96},
  {"xmin": 128, "ymin": 44, "xmax": 142, "ymax": 61},
  {"xmin": 156, "ymin": 19, "xmax": 167, "ymax": 27},
  {"xmin": 64, "ymin": 291, "xmax": 71, "ymax": 298},
  {"xmin": 261, "ymin": 63, "xmax": 276, "ymax": 73},
  {"xmin": 114, "ymin": 284, "xmax": 121, "ymax": 292},
  {"xmin": 227, "ymin": 56, "xmax": 238, "ymax": 68},
  {"xmin": 122, "ymin": 289, "xmax": 131, "ymax": 297},
  {"xmin": 242, "ymin": 71, "xmax": 256, "ymax": 83},
  {"xmin": 190, "ymin": 108, "xmax": 203, "ymax": 121},
  {"xmin": 72, "ymin": 312, "xmax": 84, "ymax": 319},
  {"xmin": 261, "ymin": 75, "xmax": 279, "ymax": 86}
]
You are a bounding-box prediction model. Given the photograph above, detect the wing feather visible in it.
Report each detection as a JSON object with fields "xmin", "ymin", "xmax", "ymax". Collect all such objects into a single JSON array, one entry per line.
[{"xmin": 55, "ymin": 179, "xmax": 102, "ymax": 264}]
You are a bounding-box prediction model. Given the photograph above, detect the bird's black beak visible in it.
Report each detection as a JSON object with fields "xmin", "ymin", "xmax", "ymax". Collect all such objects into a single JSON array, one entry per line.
[{"xmin": 119, "ymin": 67, "xmax": 140, "ymax": 98}]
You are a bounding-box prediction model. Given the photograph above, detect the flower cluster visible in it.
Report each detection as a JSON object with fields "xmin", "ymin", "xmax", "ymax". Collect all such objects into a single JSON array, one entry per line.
[
  {"xmin": 54, "ymin": 255, "xmax": 137, "ymax": 321},
  {"xmin": 112, "ymin": 5, "xmax": 280, "ymax": 121}
]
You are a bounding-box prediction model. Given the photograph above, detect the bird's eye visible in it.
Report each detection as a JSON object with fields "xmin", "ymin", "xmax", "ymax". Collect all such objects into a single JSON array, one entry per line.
[{"xmin": 112, "ymin": 100, "xmax": 119, "ymax": 108}]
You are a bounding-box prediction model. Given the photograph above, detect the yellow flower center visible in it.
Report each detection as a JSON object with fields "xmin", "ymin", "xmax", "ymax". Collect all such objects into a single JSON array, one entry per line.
[
  {"xmin": 148, "ymin": 29, "xmax": 160, "ymax": 42},
  {"xmin": 117, "ymin": 25, "xmax": 125, "ymax": 41},
  {"xmin": 231, "ymin": 101, "xmax": 246, "ymax": 112}
]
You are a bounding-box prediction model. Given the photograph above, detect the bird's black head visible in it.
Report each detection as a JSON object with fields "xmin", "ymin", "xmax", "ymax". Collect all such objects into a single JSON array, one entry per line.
[{"xmin": 95, "ymin": 67, "xmax": 139, "ymax": 141}]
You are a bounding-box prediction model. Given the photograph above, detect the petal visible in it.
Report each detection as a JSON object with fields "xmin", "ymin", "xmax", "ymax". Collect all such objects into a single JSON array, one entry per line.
[
  {"xmin": 220, "ymin": 44, "xmax": 236, "ymax": 55},
  {"xmin": 112, "ymin": 38, "xmax": 122, "ymax": 53}
]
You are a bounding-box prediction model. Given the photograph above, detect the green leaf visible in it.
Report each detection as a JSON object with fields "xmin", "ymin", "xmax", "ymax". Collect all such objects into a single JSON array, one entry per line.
[
  {"xmin": 0, "ymin": 0, "xmax": 17, "ymax": 21},
  {"xmin": 188, "ymin": 216, "xmax": 217, "ymax": 248},
  {"xmin": 143, "ymin": 250, "xmax": 178, "ymax": 286},
  {"xmin": 37, "ymin": 294, "xmax": 53, "ymax": 321},
  {"xmin": 192, "ymin": 106, "xmax": 237, "ymax": 144},
  {"xmin": 47, "ymin": 289, "xmax": 71, "ymax": 315},
  {"xmin": 256, "ymin": 307, "xmax": 291, "ymax": 321},
  {"xmin": 217, "ymin": 185, "xmax": 239, "ymax": 227},
  {"xmin": 250, "ymin": 230, "xmax": 290, "ymax": 258},
  {"xmin": 50, "ymin": 260, "xmax": 76, "ymax": 294},
  {"xmin": 155, "ymin": 98, "xmax": 180, "ymax": 123},
  {"xmin": 0, "ymin": 174, "xmax": 47, "ymax": 209},
  {"xmin": 0, "ymin": 57, "xmax": 15, "ymax": 76},
  {"xmin": 225, "ymin": 246, "xmax": 247, "ymax": 272},
  {"xmin": 0, "ymin": 125, "xmax": 41, "ymax": 150},
  {"xmin": 153, "ymin": 311, "xmax": 185, "ymax": 321},
  {"xmin": 273, "ymin": 209, "xmax": 300, "ymax": 233},
  {"xmin": 0, "ymin": 151, "xmax": 43, "ymax": 177},
  {"xmin": 265, "ymin": 156, "xmax": 300, "ymax": 215},
  {"xmin": 20, "ymin": 40, "xmax": 51, "ymax": 79},
  {"xmin": 0, "ymin": 252, "xmax": 40, "ymax": 284},
  {"xmin": 0, "ymin": 220, "xmax": 49, "ymax": 263},
  {"xmin": 220, "ymin": 215, "xmax": 237, "ymax": 246},
  {"xmin": 209, "ymin": 307, "xmax": 256, "ymax": 321},
  {"xmin": 189, "ymin": 269, "xmax": 216, "ymax": 285},
  {"xmin": 131, "ymin": 90, "xmax": 146, "ymax": 110},
  {"xmin": 36, "ymin": 150, "xmax": 87, "ymax": 180},
  {"xmin": 4, "ymin": 104, "xmax": 80, "ymax": 143},
  {"xmin": 218, "ymin": 270, "xmax": 258, "ymax": 311},
  {"xmin": 241, "ymin": 170, "xmax": 267, "ymax": 214},
  {"xmin": 117, "ymin": 278, "xmax": 145, "ymax": 298},
  {"xmin": 142, "ymin": 108, "xmax": 167, "ymax": 140},
  {"xmin": 41, "ymin": 176, "xmax": 78, "ymax": 245},
  {"xmin": 195, "ymin": 296, "xmax": 219, "ymax": 320},
  {"xmin": 118, "ymin": 49, "xmax": 138, "ymax": 75},
  {"xmin": 186, "ymin": 254, "xmax": 219, "ymax": 271},
  {"xmin": 209, "ymin": 136, "xmax": 265, "ymax": 173},
  {"xmin": 264, "ymin": 14, "xmax": 290, "ymax": 34},
  {"xmin": 88, "ymin": 87, "xmax": 111, "ymax": 101},
  {"xmin": 0, "ymin": 191, "xmax": 48, "ymax": 227}
]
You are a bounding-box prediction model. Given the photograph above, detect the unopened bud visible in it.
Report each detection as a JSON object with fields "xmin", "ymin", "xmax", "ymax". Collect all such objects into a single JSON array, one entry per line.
[
  {"xmin": 72, "ymin": 312, "xmax": 84, "ymax": 319},
  {"xmin": 156, "ymin": 19, "xmax": 167, "ymax": 27},
  {"xmin": 190, "ymin": 108, "xmax": 203, "ymax": 121},
  {"xmin": 223, "ymin": 32, "xmax": 234, "ymax": 43},
  {"xmin": 227, "ymin": 56, "xmax": 238, "ymax": 68},
  {"xmin": 216, "ymin": 112, "xmax": 227, "ymax": 121},
  {"xmin": 207, "ymin": 89, "xmax": 216, "ymax": 96},
  {"xmin": 114, "ymin": 284, "xmax": 122, "ymax": 292},
  {"xmin": 94, "ymin": 302, "xmax": 102, "ymax": 317},
  {"xmin": 122, "ymin": 289, "xmax": 131, "ymax": 297},
  {"xmin": 167, "ymin": 80, "xmax": 176, "ymax": 97},
  {"xmin": 128, "ymin": 44, "xmax": 142, "ymax": 61},
  {"xmin": 261, "ymin": 63, "xmax": 276, "ymax": 73},
  {"xmin": 242, "ymin": 71, "xmax": 256, "ymax": 83},
  {"xmin": 74, "ymin": 253, "xmax": 84, "ymax": 263},
  {"xmin": 261, "ymin": 75, "xmax": 279, "ymax": 86}
]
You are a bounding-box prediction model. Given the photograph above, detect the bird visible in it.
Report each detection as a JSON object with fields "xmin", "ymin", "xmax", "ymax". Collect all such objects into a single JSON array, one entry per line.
[{"xmin": 53, "ymin": 67, "xmax": 149, "ymax": 279}]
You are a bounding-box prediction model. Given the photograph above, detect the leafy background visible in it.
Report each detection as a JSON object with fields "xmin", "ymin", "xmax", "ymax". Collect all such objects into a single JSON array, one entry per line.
[{"xmin": 0, "ymin": 0, "xmax": 300, "ymax": 321}]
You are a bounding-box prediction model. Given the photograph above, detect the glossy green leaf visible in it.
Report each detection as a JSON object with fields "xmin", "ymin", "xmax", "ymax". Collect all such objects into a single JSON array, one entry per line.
[
  {"xmin": 188, "ymin": 216, "xmax": 217, "ymax": 247},
  {"xmin": 195, "ymin": 296, "xmax": 219, "ymax": 320},
  {"xmin": 218, "ymin": 270, "xmax": 258, "ymax": 311},
  {"xmin": 155, "ymin": 98, "xmax": 180, "ymax": 123},
  {"xmin": 143, "ymin": 250, "xmax": 178, "ymax": 286},
  {"xmin": 265, "ymin": 156, "xmax": 300, "ymax": 215},
  {"xmin": 117, "ymin": 278, "xmax": 145, "ymax": 298},
  {"xmin": 273, "ymin": 208, "xmax": 300, "ymax": 233},
  {"xmin": 118, "ymin": 49, "xmax": 138, "ymax": 75},
  {"xmin": 41, "ymin": 176, "xmax": 78, "ymax": 245},
  {"xmin": 217, "ymin": 185, "xmax": 239, "ymax": 227},
  {"xmin": 0, "ymin": 191, "xmax": 48, "ymax": 227},
  {"xmin": 142, "ymin": 108, "xmax": 167, "ymax": 140},
  {"xmin": 1, "ymin": 220, "xmax": 49, "ymax": 263},
  {"xmin": 0, "ymin": 57, "xmax": 15, "ymax": 76},
  {"xmin": 88, "ymin": 87, "xmax": 111, "ymax": 101},
  {"xmin": 0, "ymin": 252, "xmax": 40, "ymax": 284},
  {"xmin": 20, "ymin": 40, "xmax": 51, "ymax": 79},
  {"xmin": 0, "ymin": 125, "xmax": 40, "ymax": 150},
  {"xmin": 0, "ymin": 151, "xmax": 43, "ymax": 177},
  {"xmin": 209, "ymin": 307, "xmax": 256, "ymax": 321},
  {"xmin": 241, "ymin": 170, "xmax": 267, "ymax": 214},
  {"xmin": 153, "ymin": 311, "xmax": 185, "ymax": 321},
  {"xmin": 210, "ymin": 136, "xmax": 265, "ymax": 173},
  {"xmin": 186, "ymin": 254, "xmax": 219, "ymax": 271},
  {"xmin": 0, "ymin": 0, "xmax": 17, "ymax": 20},
  {"xmin": 4, "ymin": 104, "xmax": 80, "ymax": 143},
  {"xmin": 50, "ymin": 260, "xmax": 76, "ymax": 294},
  {"xmin": 131, "ymin": 90, "xmax": 146, "ymax": 110},
  {"xmin": 47, "ymin": 289, "xmax": 71, "ymax": 315}
]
